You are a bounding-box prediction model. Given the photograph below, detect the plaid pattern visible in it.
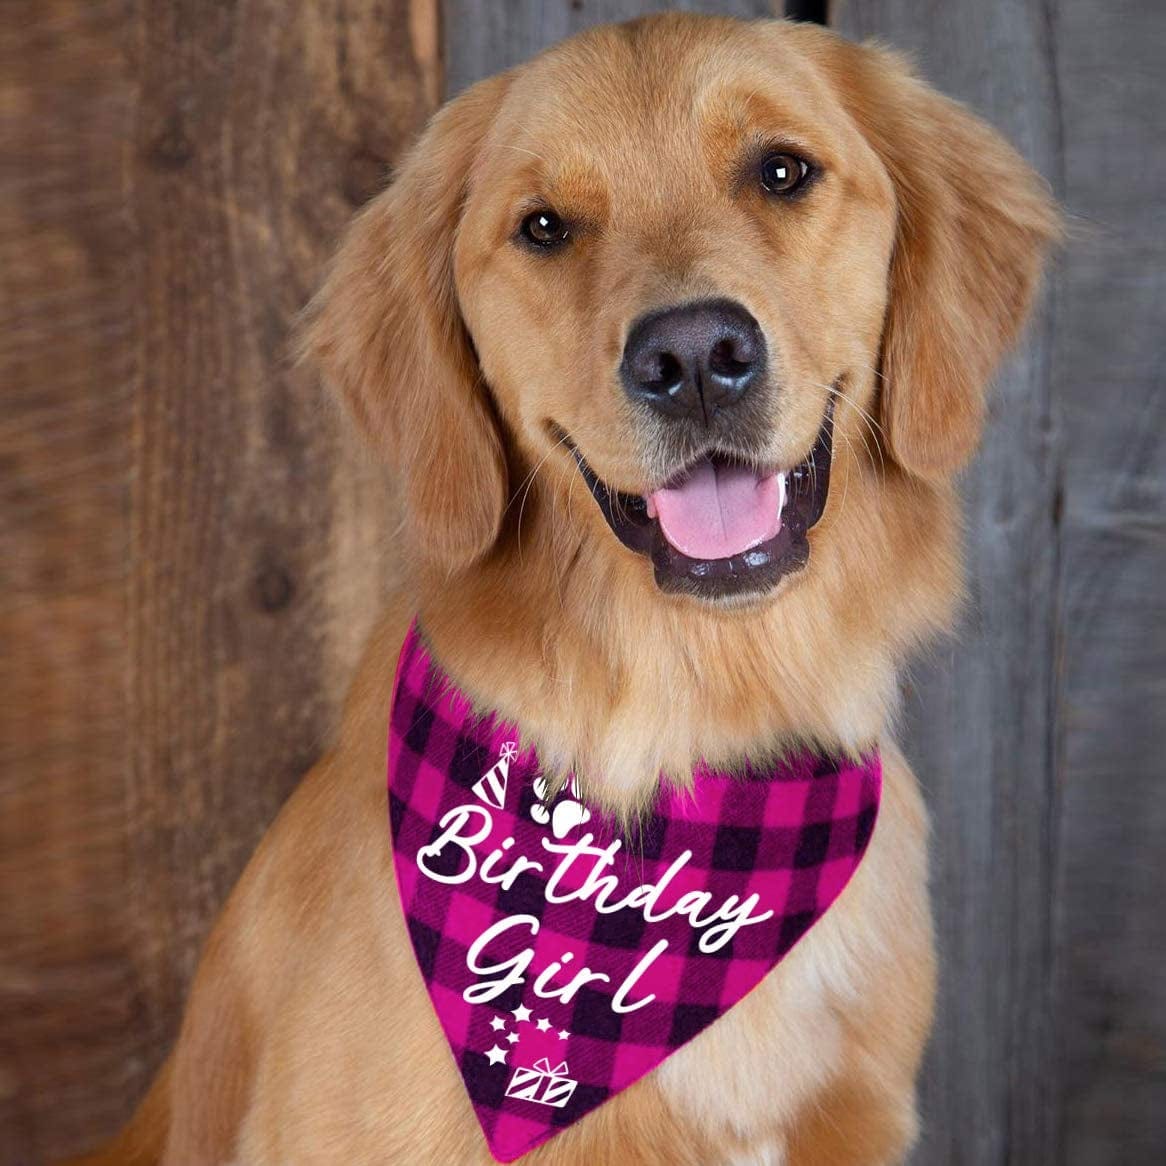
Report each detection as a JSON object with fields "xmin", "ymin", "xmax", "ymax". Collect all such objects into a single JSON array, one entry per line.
[{"xmin": 389, "ymin": 624, "xmax": 880, "ymax": 1163}]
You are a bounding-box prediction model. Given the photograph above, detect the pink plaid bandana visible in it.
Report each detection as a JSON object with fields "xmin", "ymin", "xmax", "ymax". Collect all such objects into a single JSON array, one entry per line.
[{"xmin": 389, "ymin": 624, "xmax": 880, "ymax": 1162}]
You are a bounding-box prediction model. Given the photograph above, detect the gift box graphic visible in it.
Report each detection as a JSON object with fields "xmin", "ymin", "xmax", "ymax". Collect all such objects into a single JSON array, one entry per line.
[{"xmin": 504, "ymin": 1058, "xmax": 578, "ymax": 1108}]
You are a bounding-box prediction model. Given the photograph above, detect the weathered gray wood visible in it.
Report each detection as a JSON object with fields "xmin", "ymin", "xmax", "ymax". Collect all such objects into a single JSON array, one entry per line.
[
  {"xmin": 6, "ymin": 1, "xmax": 1159, "ymax": 1160},
  {"xmin": 1047, "ymin": 0, "xmax": 1166, "ymax": 1161},
  {"xmin": 831, "ymin": 5, "xmax": 1064, "ymax": 1160},
  {"xmin": 444, "ymin": 0, "xmax": 775, "ymax": 96},
  {"xmin": 445, "ymin": 2, "xmax": 1166, "ymax": 1162},
  {"xmin": 833, "ymin": 2, "xmax": 1166, "ymax": 1163}
]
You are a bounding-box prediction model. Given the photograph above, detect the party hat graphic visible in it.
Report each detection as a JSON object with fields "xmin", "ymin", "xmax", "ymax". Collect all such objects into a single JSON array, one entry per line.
[{"xmin": 472, "ymin": 742, "xmax": 517, "ymax": 809}]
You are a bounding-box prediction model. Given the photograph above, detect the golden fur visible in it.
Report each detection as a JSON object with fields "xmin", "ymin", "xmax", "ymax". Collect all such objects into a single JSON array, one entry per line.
[{"xmin": 78, "ymin": 15, "xmax": 1058, "ymax": 1165}]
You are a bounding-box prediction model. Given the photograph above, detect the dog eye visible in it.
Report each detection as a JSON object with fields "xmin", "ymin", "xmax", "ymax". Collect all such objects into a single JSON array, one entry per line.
[
  {"xmin": 760, "ymin": 153, "xmax": 810, "ymax": 196},
  {"xmin": 520, "ymin": 209, "xmax": 570, "ymax": 249}
]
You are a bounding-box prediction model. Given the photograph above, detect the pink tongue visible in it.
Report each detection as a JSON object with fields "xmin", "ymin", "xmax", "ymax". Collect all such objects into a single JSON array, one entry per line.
[{"xmin": 648, "ymin": 460, "xmax": 784, "ymax": 560}]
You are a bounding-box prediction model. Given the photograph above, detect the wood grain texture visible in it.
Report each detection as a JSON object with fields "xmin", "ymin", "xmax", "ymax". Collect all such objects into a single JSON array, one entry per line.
[
  {"xmin": 1046, "ymin": 1, "xmax": 1166, "ymax": 1160},
  {"xmin": 0, "ymin": 1, "xmax": 436, "ymax": 1160},
  {"xmin": 831, "ymin": 6, "xmax": 1063, "ymax": 1161},
  {"xmin": 4, "ymin": 1, "xmax": 1162, "ymax": 1162},
  {"xmin": 444, "ymin": 0, "xmax": 776, "ymax": 96},
  {"xmin": 832, "ymin": 1, "xmax": 1166, "ymax": 1163},
  {"xmin": 1, "ymin": 6, "xmax": 140, "ymax": 1159}
]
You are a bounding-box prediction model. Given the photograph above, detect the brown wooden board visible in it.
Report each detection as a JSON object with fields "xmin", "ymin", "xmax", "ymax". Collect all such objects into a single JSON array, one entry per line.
[
  {"xmin": 0, "ymin": 1, "xmax": 437, "ymax": 1159},
  {"xmin": 1, "ymin": 6, "xmax": 141, "ymax": 1158},
  {"xmin": 5, "ymin": 0, "xmax": 1162, "ymax": 1161}
]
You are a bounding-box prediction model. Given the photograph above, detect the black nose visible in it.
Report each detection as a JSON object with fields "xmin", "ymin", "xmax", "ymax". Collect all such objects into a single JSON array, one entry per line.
[{"xmin": 620, "ymin": 299, "xmax": 766, "ymax": 422}]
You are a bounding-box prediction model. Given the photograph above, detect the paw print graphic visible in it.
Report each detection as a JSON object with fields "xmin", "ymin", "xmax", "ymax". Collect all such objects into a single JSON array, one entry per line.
[{"xmin": 530, "ymin": 775, "xmax": 591, "ymax": 839}]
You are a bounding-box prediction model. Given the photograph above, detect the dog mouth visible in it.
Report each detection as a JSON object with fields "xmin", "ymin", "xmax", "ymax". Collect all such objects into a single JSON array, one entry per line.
[{"xmin": 567, "ymin": 402, "xmax": 834, "ymax": 601}]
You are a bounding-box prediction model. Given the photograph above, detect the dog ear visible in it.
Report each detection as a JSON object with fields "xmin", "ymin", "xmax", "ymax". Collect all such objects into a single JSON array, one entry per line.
[
  {"xmin": 302, "ymin": 76, "xmax": 511, "ymax": 574},
  {"xmin": 834, "ymin": 41, "xmax": 1061, "ymax": 480}
]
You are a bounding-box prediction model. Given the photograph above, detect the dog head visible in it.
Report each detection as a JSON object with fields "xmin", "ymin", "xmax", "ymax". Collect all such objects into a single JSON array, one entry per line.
[
  {"xmin": 304, "ymin": 15, "xmax": 1057, "ymax": 790},
  {"xmin": 307, "ymin": 15, "xmax": 1055, "ymax": 603}
]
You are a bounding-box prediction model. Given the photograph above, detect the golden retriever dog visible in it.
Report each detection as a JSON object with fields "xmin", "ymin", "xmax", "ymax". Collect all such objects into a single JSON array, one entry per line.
[{"xmin": 81, "ymin": 14, "xmax": 1058, "ymax": 1166}]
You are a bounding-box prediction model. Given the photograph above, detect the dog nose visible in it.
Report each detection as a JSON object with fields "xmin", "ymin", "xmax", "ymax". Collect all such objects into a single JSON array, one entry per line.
[{"xmin": 620, "ymin": 299, "xmax": 765, "ymax": 422}]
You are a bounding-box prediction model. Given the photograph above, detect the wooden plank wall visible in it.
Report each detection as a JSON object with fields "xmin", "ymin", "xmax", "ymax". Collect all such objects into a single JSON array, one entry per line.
[
  {"xmin": 831, "ymin": 3, "xmax": 1166, "ymax": 1162},
  {"xmin": 2, "ymin": 1, "xmax": 1161, "ymax": 1162},
  {"xmin": 2, "ymin": 2, "xmax": 437, "ymax": 1160},
  {"xmin": 1038, "ymin": 1, "xmax": 1165, "ymax": 1159},
  {"xmin": 829, "ymin": 5, "xmax": 1065, "ymax": 1163}
]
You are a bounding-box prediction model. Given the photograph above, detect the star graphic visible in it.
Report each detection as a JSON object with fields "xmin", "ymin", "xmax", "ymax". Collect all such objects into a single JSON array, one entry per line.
[
  {"xmin": 535, "ymin": 1017, "xmax": 552, "ymax": 1032},
  {"xmin": 506, "ymin": 1032, "xmax": 520, "ymax": 1045},
  {"xmin": 485, "ymin": 1045, "xmax": 508, "ymax": 1066},
  {"xmin": 511, "ymin": 1004, "xmax": 532, "ymax": 1023},
  {"xmin": 489, "ymin": 1016, "xmax": 507, "ymax": 1032},
  {"xmin": 558, "ymin": 1029, "xmax": 570, "ymax": 1040}
]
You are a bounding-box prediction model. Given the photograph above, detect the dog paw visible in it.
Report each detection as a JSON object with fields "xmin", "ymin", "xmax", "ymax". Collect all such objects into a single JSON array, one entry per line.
[
  {"xmin": 530, "ymin": 776, "xmax": 591, "ymax": 839},
  {"xmin": 549, "ymin": 797, "xmax": 591, "ymax": 840}
]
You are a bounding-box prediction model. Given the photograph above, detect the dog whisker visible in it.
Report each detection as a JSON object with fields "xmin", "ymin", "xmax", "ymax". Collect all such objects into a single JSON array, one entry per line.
[
  {"xmin": 832, "ymin": 427, "xmax": 857, "ymax": 525},
  {"xmin": 853, "ymin": 358, "xmax": 889, "ymax": 385},
  {"xmin": 814, "ymin": 379, "xmax": 888, "ymax": 488},
  {"xmin": 505, "ymin": 432, "xmax": 570, "ymax": 520},
  {"xmin": 813, "ymin": 378, "xmax": 887, "ymax": 446},
  {"xmin": 496, "ymin": 142, "xmax": 550, "ymax": 164},
  {"xmin": 515, "ymin": 433, "xmax": 572, "ymax": 562}
]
